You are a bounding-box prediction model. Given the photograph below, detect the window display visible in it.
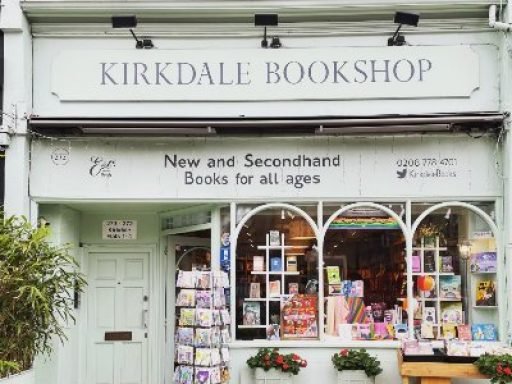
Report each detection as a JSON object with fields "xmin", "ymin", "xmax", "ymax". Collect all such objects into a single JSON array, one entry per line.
[{"xmin": 232, "ymin": 201, "xmax": 500, "ymax": 343}]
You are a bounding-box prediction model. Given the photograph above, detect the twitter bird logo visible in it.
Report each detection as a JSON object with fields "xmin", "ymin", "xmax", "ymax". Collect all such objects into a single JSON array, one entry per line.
[{"xmin": 396, "ymin": 168, "xmax": 407, "ymax": 179}]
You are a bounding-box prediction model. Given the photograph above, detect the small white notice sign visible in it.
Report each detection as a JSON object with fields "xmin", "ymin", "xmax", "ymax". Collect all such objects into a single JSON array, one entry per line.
[{"xmin": 102, "ymin": 220, "xmax": 137, "ymax": 240}]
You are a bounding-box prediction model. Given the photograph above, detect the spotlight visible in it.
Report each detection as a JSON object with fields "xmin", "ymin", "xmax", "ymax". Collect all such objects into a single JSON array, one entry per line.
[
  {"xmin": 399, "ymin": 205, "xmax": 405, "ymax": 218},
  {"xmin": 254, "ymin": 13, "xmax": 279, "ymax": 48},
  {"xmin": 270, "ymin": 36, "xmax": 282, "ymax": 49},
  {"xmin": 112, "ymin": 15, "xmax": 154, "ymax": 49},
  {"xmin": 444, "ymin": 208, "xmax": 452, "ymax": 220},
  {"xmin": 387, "ymin": 11, "xmax": 420, "ymax": 46}
]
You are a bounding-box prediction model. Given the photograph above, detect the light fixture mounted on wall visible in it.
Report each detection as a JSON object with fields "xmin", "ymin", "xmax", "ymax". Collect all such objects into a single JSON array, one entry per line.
[
  {"xmin": 112, "ymin": 15, "xmax": 154, "ymax": 49},
  {"xmin": 254, "ymin": 13, "xmax": 281, "ymax": 48},
  {"xmin": 387, "ymin": 11, "xmax": 420, "ymax": 46},
  {"xmin": 458, "ymin": 240, "xmax": 473, "ymax": 260}
]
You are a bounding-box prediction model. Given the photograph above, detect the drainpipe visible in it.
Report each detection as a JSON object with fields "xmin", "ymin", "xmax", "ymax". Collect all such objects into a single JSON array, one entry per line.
[{"xmin": 489, "ymin": 4, "xmax": 512, "ymax": 32}]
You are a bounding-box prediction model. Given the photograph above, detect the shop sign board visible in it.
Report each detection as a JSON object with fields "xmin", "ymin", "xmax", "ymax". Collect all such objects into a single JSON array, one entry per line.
[
  {"xmin": 51, "ymin": 46, "xmax": 478, "ymax": 101},
  {"xmin": 30, "ymin": 137, "xmax": 500, "ymax": 200},
  {"xmin": 102, "ymin": 220, "xmax": 137, "ymax": 240}
]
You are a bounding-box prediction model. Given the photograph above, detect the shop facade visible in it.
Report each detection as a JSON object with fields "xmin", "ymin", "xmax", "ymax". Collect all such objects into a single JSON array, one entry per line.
[{"xmin": 3, "ymin": 1, "xmax": 512, "ymax": 384}]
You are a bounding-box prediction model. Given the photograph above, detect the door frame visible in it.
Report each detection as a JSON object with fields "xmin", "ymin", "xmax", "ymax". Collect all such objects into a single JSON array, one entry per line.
[{"xmin": 79, "ymin": 245, "xmax": 159, "ymax": 384}]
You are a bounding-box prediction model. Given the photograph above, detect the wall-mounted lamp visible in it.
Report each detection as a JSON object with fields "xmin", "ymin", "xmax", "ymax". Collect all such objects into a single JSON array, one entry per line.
[
  {"xmin": 387, "ymin": 11, "xmax": 420, "ymax": 46},
  {"xmin": 458, "ymin": 240, "xmax": 472, "ymax": 260},
  {"xmin": 112, "ymin": 15, "xmax": 154, "ymax": 49},
  {"xmin": 255, "ymin": 13, "xmax": 280, "ymax": 48},
  {"xmin": 444, "ymin": 208, "xmax": 452, "ymax": 220}
]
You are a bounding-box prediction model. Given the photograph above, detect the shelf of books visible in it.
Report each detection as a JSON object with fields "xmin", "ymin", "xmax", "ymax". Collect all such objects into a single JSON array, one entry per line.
[
  {"xmin": 174, "ymin": 270, "xmax": 231, "ymax": 384},
  {"xmin": 240, "ymin": 231, "xmax": 319, "ymax": 340}
]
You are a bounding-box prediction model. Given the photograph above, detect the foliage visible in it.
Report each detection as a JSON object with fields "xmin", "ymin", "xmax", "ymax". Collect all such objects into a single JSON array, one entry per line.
[
  {"xmin": 475, "ymin": 353, "xmax": 512, "ymax": 383},
  {"xmin": 417, "ymin": 221, "xmax": 446, "ymax": 244},
  {"xmin": 0, "ymin": 214, "xmax": 86, "ymax": 377},
  {"xmin": 246, "ymin": 348, "xmax": 307, "ymax": 375},
  {"xmin": 332, "ymin": 349, "xmax": 383, "ymax": 378},
  {"xmin": 0, "ymin": 361, "xmax": 20, "ymax": 378}
]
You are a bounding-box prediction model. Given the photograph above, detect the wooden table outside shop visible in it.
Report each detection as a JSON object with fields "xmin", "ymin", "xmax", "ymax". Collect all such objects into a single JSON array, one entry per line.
[{"xmin": 398, "ymin": 351, "xmax": 489, "ymax": 384}]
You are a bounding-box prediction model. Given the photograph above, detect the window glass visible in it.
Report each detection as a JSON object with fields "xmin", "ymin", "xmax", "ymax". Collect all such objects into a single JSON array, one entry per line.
[
  {"xmin": 323, "ymin": 205, "xmax": 406, "ymax": 340},
  {"xmin": 235, "ymin": 207, "xmax": 318, "ymax": 340}
]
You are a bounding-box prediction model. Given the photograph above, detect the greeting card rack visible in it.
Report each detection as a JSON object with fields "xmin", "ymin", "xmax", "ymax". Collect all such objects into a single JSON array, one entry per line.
[{"xmin": 174, "ymin": 270, "xmax": 231, "ymax": 384}]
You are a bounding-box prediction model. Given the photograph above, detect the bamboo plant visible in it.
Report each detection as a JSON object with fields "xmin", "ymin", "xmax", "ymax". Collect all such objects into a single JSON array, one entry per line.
[{"xmin": 0, "ymin": 214, "xmax": 86, "ymax": 377}]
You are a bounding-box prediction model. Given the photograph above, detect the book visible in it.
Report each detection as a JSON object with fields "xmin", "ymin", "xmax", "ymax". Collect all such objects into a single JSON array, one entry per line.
[
  {"xmin": 351, "ymin": 280, "xmax": 364, "ymax": 297},
  {"xmin": 242, "ymin": 302, "xmax": 261, "ymax": 325},
  {"xmin": 286, "ymin": 255, "xmax": 297, "ymax": 272},
  {"xmin": 269, "ymin": 280, "xmax": 281, "ymax": 297},
  {"xmin": 442, "ymin": 324, "xmax": 457, "ymax": 339},
  {"xmin": 424, "ymin": 252, "xmax": 436, "ymax": 273},
  {"xmin": 288, "ymin": 282, "xmax": 299, "ymax": 295},
  {"xmin": 439, "ymin": 275, "xmax": 462, "ymax": 300},
  {"xmin": 471, "ymin": 324, "xmax": 497, "ymax": 341},
  {"xmin": 447, "ymin": 340, "xmax": 469, "ymax": 356},
  {"xmin": 423, "ymin": 307, "xmax": 436, "ymax": 323},
  {"xmin": 341, "ymin": 280, "xmax": 352, "ymax": 296},
  {"xmin": 253, "ymin": 256, "xmax": 264, "ymax": 272},
  {"xmin": 412, "ymin": 254, "xmax": 421, "ymax": 273},
  {"xmin": 470, "ymin": 251, "xmax": 497, "ymax": 273},
  {"xmin": 269, "ymin": 230, "xmax": 280, "ymax": 246},
  {"xmin": 476, "ymin": 280, "xmax": 496, "ymax": 306},
  {"xmin": 457, "ymin": 324, "xmax": 472, "ymax": 341},
  {"xmin": 441, "ymin": 302, "xmax": 463, "ymax": 324},
  {"xmin": 328, "ymin": 284, "xmax": 342, "ymax": 295},
  {"xmin": 420, "ymin": 323, "xmax": 435, "ymax": 339},
  {"xmin": 440, "ymin": 256, "xmax": 454, "ymax": 273},
  {"xmin": 249, "ymin": 282, "xmax": 261, "ymax": 298},
  {"xmin": 270, "ymin": 257, "xmax": 282, "ymax": 272},
  {"xmin": 326, "ymin": 266, "xmax": 341, "ymax": 284}
]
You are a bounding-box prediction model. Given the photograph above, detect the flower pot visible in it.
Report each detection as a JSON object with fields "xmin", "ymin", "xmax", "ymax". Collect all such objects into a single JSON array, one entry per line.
[
  {"xmin": 0, "ymin": 369, "xmax": 35, "ymax": 384},
  {"xmin": 337, "ymin": 370, "xmax": 374, "ymax": 384},
  {"xmin": 254, "ymin": 368, "xmax": 294, "ymax": 384}
]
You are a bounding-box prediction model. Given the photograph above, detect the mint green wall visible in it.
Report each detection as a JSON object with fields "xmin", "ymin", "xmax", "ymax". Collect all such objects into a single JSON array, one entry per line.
[
  {"xmin": 80, "ymin": 212, "xmax": 160, "ymax": 244},
  {"xmin": 36, "ymin": 205, "xmax": 81, "ymax": 384}
]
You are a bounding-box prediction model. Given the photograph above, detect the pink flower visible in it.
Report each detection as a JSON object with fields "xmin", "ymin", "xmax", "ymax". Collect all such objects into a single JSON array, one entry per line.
[{"xmin": 340, "ymin": 349, "xmax": 349, "ymax": 357}]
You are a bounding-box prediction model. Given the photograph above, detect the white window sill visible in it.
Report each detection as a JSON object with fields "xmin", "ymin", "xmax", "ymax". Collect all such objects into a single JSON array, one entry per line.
[{"xmin": 229, "ymin": 337, "xmax": 401, "ymax": 349}]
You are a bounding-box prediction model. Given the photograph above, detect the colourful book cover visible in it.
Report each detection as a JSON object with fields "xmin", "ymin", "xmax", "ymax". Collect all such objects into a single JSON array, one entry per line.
[
  {"xmin": 442, "ymin": 324, "xmax": 457, "ymax": 340},
  {"xmin": 341, "ymin": 280, "xmax": 352, "ymax": 296},
  {"xmin": 326, "ymin": 266, "xmax": 341, "ymax": 284},
  {"xmin": 471, "ymin": 324, "xmax": 497, "ymax": 341},
  {"xmin": 269, "ymin": 280, "xmax": 281, "ymax": 297},
  {"xmin": 439, "ymin": 275, "xmax": 462, "ymax": 300},
  {"xmin": 440, "ymin": 256, "xmax": 454, "ymax": 273},
  {"xmin": 476, "ymin": 280, "xmax": 496, "ymax": 306},
  {"xmin": 253, "ymin": 256, "xmax": 265, "ymax": 271},
  {"xmin": 441, "ymin": 302, "xmax": 463, "ymax": 324},
  {"xmin": 457, "ymin": 324, "xmax": 472, "ymax": 341},
  {"xmin": 470, "ymin": 252, "xmax": 497, "ymax": 273},
  {"xmin": 242, "ymin": 302, "xmax": 261, "ymax": 325},
  {"xmin": 288, "ymin": 282, "xmax": 299, "ymax": 295},
  {"xmin": 270, "ymin": 257, "xmax": 282, "ymax": 272},
  {"xmin": 249, "ymin": 282, "xmax": 261, "ymax": 298}
]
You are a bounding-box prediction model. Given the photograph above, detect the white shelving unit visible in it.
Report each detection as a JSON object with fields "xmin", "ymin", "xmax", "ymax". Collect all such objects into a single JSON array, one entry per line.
[
  {"xmin": 413, "ymin": 237, "xmax": 460, "ymax": 331},
  {"xmin": 238, "ymin": 233, "xmax": 299, "ymax": 331}
]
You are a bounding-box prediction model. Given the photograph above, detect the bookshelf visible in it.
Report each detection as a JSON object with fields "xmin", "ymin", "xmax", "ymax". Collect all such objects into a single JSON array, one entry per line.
[
  {"xmin": 238, "ymin": 232, "xmax": 299, "ymax": 332},
  {"xmin": 412, "ymin": 237, "xmax": 462, "ymax": 331}
]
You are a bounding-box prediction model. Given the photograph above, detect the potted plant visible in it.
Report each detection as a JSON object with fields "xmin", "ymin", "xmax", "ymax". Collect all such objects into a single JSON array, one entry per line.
[
  {"xmin": 332, "ymin": 349, "xmax": 382, "ymax": 384},
  {"xmin": 0, "ymin": 215, "xmax": 86, "ymax": 384},
  {"xmin": 247, "ymin": 348, "xmax": 307, "ymax": 384},
  {"xmin": 475, "ymin": 353, "xmax": 512, "ymax": 383},
  {"xmin": 417, "ymin": 222, "xmax": 444, "ymax": 247}
]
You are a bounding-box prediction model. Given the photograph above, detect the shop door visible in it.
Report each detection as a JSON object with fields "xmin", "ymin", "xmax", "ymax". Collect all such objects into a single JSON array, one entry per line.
[{"xmin": 86, "ymin": 250, "xmax": 150, "ymax": 384}]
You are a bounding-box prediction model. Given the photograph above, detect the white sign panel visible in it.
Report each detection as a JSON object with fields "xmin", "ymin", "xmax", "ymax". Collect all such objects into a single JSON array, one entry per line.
[
  {"xmin": 102, "ymin": 220, "xmax": 137, "ymax": 240},
  {"xmin": 51, "ymin": 46, "xmax": 478, "ymax": 101},
  {"xmin": 30, "ymin": 137, "xmax": 500, "ymax": 200}
]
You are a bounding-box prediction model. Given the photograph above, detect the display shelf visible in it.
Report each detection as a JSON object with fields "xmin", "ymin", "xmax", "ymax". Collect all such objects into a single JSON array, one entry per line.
[
  {"xmin": 257, "ymin": 245, "xmax": 295, "ymax": 251},
  {"xmin": 244, "ymin": 298, "xmax": 281, "ymax": 302},
  {"xmin": 251, "ymin": 271, "xmax": 300, "ymax": 276},
  {"xmin": 413, "ymin": 237, "xmax": 462, "ymax": 331},
  {"xmin": 237, "ymin": 325, "xmax": 268, "ymax": 329},
  {"xmin": 473, "ymin": 306, "xmax": 498, "ymax": 309},
  {"xmin": 471, "ymin": 271, "xmax": 496, "ymax": 275}
]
